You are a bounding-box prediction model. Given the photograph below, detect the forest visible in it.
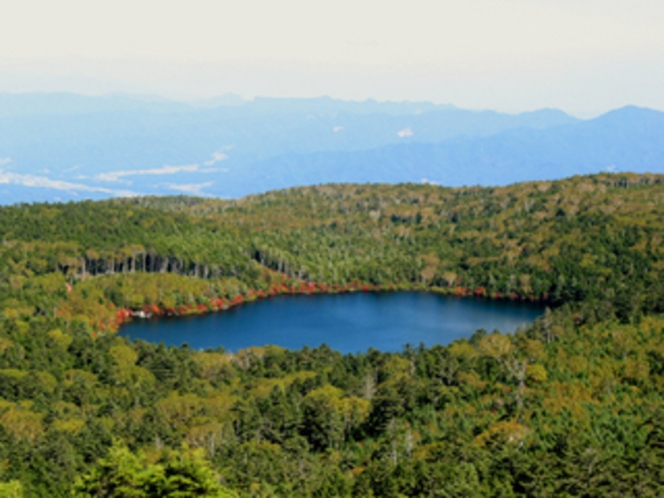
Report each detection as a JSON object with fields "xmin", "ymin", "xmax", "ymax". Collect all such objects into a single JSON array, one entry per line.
[{"xmin": 0, "ymin": 172, "xmax": 662, "ymax": 496}]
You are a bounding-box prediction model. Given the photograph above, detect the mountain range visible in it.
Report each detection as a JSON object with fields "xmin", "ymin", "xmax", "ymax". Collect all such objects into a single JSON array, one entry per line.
[{"xmin": 0, "ymin": 93, "xmax": 662, "ymax": 204}]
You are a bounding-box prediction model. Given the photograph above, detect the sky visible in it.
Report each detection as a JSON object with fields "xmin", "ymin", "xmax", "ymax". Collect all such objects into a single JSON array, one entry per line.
[{"xmin": 1, "ymin": 0, "xmax": 663, "ymax": 115}]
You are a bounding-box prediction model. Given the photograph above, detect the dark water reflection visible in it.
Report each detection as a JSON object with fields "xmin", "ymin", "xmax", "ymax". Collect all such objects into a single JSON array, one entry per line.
[{"xmin": 120, "ymin": 292, "xmax": 546, "ymax": 354}]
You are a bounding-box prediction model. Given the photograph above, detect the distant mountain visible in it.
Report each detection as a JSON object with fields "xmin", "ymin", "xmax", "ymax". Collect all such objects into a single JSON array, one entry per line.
[
  {"xmin": 188, "ymin": 93, "xmax": 247, "ymax": 108},
  {"xmin": 0, "ymin": 93, "xmax": 582, "ymax": 203},
  {"xmin": 244, "ymin": 96, "xmax": 457, "ymax": 115},
  {"xmin": 232, "ymin": 106, "xmax": 664, "ymax": 193},
  {"xmin": 1, "ymin": 94, "xmax": 662, "ymax": 203}
]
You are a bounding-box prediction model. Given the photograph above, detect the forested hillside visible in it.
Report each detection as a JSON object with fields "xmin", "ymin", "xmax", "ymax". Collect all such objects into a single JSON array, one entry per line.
[
  {"xmin": 2, "ymin": 172, "xmax": 662, "ymax": 321},
  {"xmin": 0, "ymin": 173, "xmax": 662, "ymax": 496}
]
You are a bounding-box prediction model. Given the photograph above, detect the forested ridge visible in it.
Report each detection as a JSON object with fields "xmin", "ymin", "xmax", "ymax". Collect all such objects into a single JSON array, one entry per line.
[{"xmin": 0, "ymin": 173, "xmax": 663, "ymax": 496}]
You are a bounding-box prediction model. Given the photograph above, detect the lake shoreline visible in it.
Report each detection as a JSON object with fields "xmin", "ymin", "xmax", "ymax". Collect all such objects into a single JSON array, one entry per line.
[
  {"xmin": 117, "ymin": 288, "xmax": 548, "ymax": 353},
  {"xmin": 114, "ymin": 282, "xmax": 551, "ymax": 330}
]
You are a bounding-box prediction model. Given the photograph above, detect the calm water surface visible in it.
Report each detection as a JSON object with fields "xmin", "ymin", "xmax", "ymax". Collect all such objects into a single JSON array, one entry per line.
[{"xmin": 120, "ymin": 292, "xmax": 545, "ymax": 354}]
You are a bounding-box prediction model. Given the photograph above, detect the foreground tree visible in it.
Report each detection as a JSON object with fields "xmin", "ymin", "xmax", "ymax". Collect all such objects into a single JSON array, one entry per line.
[{"xmin": 73, "ymin": 443, "xmax": 236, "ymax": 498}]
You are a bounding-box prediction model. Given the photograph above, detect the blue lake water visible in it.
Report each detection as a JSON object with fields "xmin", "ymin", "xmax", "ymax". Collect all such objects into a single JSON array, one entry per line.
[{"xmin": 119, "ymin": 292, "xmax": 546, "ymax": 354}]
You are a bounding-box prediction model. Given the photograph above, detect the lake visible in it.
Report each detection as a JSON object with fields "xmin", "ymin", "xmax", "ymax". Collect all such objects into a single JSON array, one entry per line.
[{"xmin": 119, "ymin": 292, "xmax": 546, "ymax": 354}]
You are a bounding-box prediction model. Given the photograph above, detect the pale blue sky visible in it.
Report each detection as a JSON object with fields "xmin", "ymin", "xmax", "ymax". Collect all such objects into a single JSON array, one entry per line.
[{"xmin": 1, "ymin": 0, "xmax": 663, "ymax": 115}]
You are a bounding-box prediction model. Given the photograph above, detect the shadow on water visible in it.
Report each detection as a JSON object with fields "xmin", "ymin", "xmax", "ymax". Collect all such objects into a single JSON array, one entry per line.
[{"xmin": 119, "ymin": 292, "xmax": 546, "ymax": 354}]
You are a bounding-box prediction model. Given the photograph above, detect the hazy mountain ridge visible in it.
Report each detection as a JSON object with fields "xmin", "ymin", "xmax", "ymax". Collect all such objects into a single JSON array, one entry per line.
[
  {"xmin": 226, "ymin": 105, "xmax": 664, "ymax": 192},
  {"xmin": 0, "ymin": 94, "xmax": 661, "ymax": 204}
]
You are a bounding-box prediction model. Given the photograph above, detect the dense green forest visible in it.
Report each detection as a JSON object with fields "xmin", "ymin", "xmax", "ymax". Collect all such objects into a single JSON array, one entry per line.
[{"xmin": 0, "ymin": 173, "xmax": 662, "ymax": 496}]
